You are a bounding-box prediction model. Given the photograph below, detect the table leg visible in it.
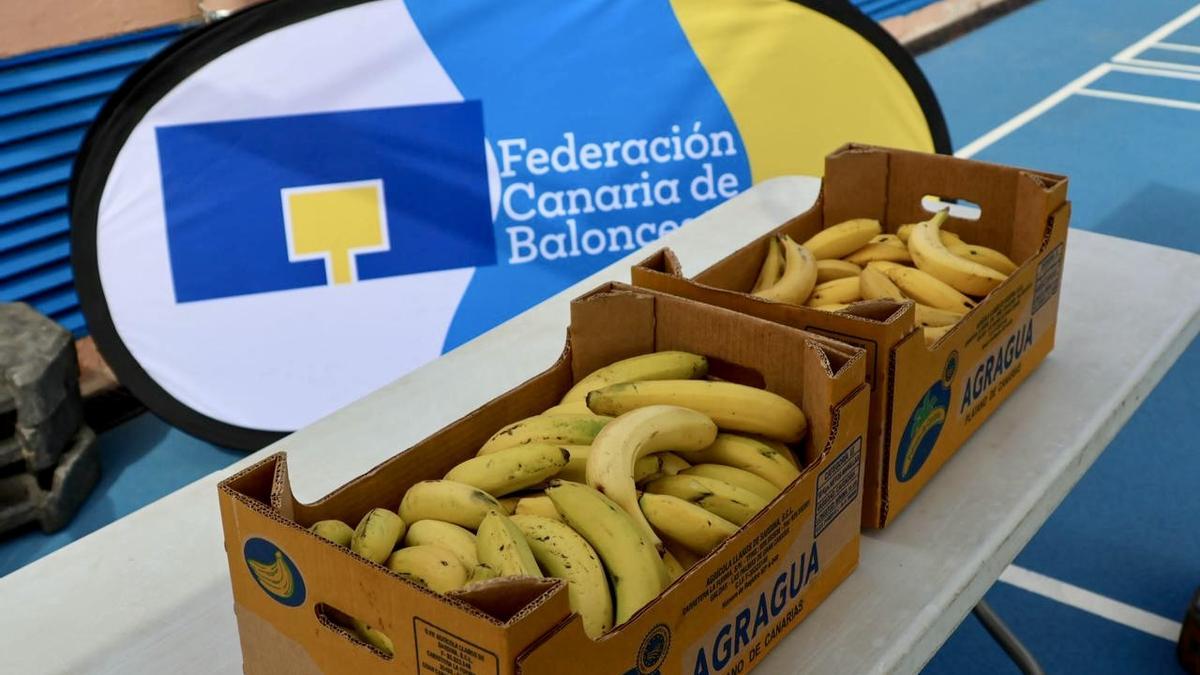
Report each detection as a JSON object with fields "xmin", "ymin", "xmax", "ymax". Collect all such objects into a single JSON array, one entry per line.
[{"xmin": 972, "ymin": 599, "xmax": 1045, "ymax": 675}]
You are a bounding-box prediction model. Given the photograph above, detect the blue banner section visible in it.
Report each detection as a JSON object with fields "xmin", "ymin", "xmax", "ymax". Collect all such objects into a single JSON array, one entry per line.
[
  {"xmin": 405, "ymin": 0, "xmax": 751, "ymax": 350},
  {"xmin": 156, "ymin": 102, "xmax": 493, "ymax": 303}
]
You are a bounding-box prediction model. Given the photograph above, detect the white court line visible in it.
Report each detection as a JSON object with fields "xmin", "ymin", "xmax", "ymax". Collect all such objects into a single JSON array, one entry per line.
[
  {"xmin": 957, "ymin": 2, "xmax": 1200, "ymax": 159},
  {"xmin": 1000, "ymin": 565, "xmax": 1183, "ymax": 642},
  {"xmin": 1077, "ymin": 87, "xmax": 1200, "ymax": 112},
  {"xmin": 1117, "ymin": 57, "xmax": 1200, "ymax": 74},
  {"xmin": 1113, "ymin": 3, "xmax": 1200, "ymax": 62},
  {"xmin": 1153, "ymin": 41, "xmax": 1200, "ymax": 54},
  {"xmin": 1109, "ymin": 62, "xmax": 1200, "ymax": 81}
]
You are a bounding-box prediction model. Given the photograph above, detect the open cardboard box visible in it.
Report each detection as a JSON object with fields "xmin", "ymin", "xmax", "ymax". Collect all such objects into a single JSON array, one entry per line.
[
  {"xmin": 218, "ymin": 283, "xmax": 869, "ymax": 674},
  {"xmin": 632, "ymin": 144, "xmax": 1070, "ymax": 528}
]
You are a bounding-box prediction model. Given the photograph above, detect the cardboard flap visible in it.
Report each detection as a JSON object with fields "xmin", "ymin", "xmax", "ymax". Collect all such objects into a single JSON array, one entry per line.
[
  {"xmin": 448, "ymin": 577, "xmax": 563, "ymax": 622},
  {"xmin": 634, "ymin": 248, "xmax": 684, "ymax": 277},
  {"xmin": 568, "ymin": 285, "xmax": 657, "ymax": 382}
]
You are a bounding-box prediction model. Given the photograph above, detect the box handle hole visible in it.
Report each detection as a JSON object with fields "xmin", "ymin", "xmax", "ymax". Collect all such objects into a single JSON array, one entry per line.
[
  {"xmin": 315, "ymin": 602, "xmax": 395, "ymax": 660},
  {"xmin": 922, "ymin": 195, "xmax": 981, "ymax": 220}
]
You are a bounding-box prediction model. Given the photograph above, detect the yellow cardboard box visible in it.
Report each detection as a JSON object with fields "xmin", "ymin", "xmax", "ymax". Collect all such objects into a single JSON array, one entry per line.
[
  {"xmin": 218, "ymin": 283, "xmax": 869, "ymax": 674},
  {"xmin": 632, "ymin": 144, "xmax": 1070, "ymax": 527}
]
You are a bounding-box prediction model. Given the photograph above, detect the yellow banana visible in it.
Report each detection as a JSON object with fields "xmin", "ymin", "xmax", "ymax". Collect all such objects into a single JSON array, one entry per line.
[
  {"xmin": 843, "ymin": 242, "xmax": 913, "ymax": 265},
  {"xmin": 561, "ymin": 351, "xmax": 709, "ymax": 405},
  {"xmin": 399, "ymin": 480, "xmax": 503, "ymax": 530},
  {"xmin": 640, "ymin": 493, "xmax": 738, "ymax": 556},
  {"xmin": 657, "ymin": 452, "xmax": 692, "ymax": 475},
  {"xmin": 403, "ymin": 520, "xmax": 479, "ymax": 568},
  {"xmin": 546, "ymin": 480, "xmax": 667, "ymax": 625},
  {"xmin": 914, "ymin": 304, "xmax": 964, "ymax": 328},
  {"xmin": 870, "ymin": 233, "xmax": 905, "ymax": 248},
  {"xmin": 558, "ymin": 445, "xmax": 661, "ymax": 484},
  {"xmin": 860, "ymin": 265, "xmax": 907, "ymax": 302},
  {"xmin": 350, "ymin": 508, "xmax": 406, "ymax": 564},
  {"xmin": 665, "ymin": 539, "xmax": 701, "ymax": 570},
  {"xmin": 351, "ymin": 619, "xmax": 394, "ymax": 657},
  {"xmin": 386, "ymin": 544, "xmax": 468, "ymax": 593},
  {"xmin": 512, "ymin": 514, "xmax": 614, "ymax": 639},
  {"xmin": 446, "ymin": 444, "xmax": 570, "ymax": 496},
  {"xmin": 925, "ymin": 324, "xmax": 954, "ymax": 346},
  {"xmin": 587, "ymin": 380, "xmax": 807, "ymax": 443},
  {"xmin": 750, "ymin": 435, "xmax": 802, "ymax": 468},
  {"xmin": 645, "ymin": 475, "xmax": 769, "ymax": 526},
  {"xmin": 880, "ymin": 264, "xmax": 976, "ymax": 313},
  {"xmin": 682, "ymin": 464, "xmax": 781, "ymax": 500},
  {"xmin": 496, "ymin": 495, "xmax": 520, "ymax": 514},
  {"xmin": 908, "ymin": 210, "xmax": 1006, "ymax": 296},
  {"xmin": 515, "ymin": 495, "xmax": 563, "ymax": 521},
  {"xmin": 542, "ymin": 401, "xmax": 593, "ymax": 416},
  {"xmin": 478, "ymin": 414, "xmax": 612, "ymax": 455},
  {"xmin": 467, "ymin": 562, "xmax": 498, "ymax": 584},
  {"xmin": 309, "ymin": 520, "xmax": 354, "ymax": 548},
  {"xmin": 752, "ymin": 235, "xmax": 817, "ymax": 304},
  {"xmin": 806, "ymin": 277, "xmax": 861, "ymax": 306},
  {"xmin": 687, "ymin": 434, "xmax": 801, "ymax": 490},
  {"xmin": 476, "ymin": 510, "xmax": 542, "ymax": 578},
  {"xmin": 811, "ymin": 302, "xmax": 850, "ymax": 312},
  {"xmin": 802, "ymin": 218, "xmax": 882, "ymax": 259},
  {"xmin": 897, "ymin": 223, "xmax": 963, "ymax": 245},
  {"xmin": 947, "ymin": 241, "xmax": 1018, "ymax": 275},
  {"xmin": 662, "ymin": 549, "xmax": 686, "ymax": 581},
  {"xmin": 585, "ymin": 405, "xmax": 718, "ymax": 549},
  {"xmin": 751, "ymin": 236, "xmax": 786, "ymax": 293},
  {"xmin": 816, "ymin": 259, "xmax": 862, "ymax": 283}
]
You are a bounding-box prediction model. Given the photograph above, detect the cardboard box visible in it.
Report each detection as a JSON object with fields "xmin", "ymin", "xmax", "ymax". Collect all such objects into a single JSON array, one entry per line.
[
  {"xmin": 218, "ymin": 283, "xmax": 870, "ymax": 674},
  {"xmin": 632, "ymin": 143, "xmax": 1070, "ymax": 528}
]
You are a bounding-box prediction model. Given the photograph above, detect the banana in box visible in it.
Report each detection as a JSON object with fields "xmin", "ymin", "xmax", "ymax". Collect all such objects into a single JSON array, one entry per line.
[
  {"xmin": 217, "ymin": 282, "xmax": 869, "ymax": 674},
  {"xmin": 632, "ymin": 143, "xmax": 1070, "ymax": 528}
]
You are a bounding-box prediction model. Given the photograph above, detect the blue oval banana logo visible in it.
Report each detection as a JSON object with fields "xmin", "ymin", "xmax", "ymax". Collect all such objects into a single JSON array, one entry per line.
[
  {"xmin": 636, "ymin": 623, "xmax": 671, "ymax": 674},
  {"xmin": 895, "ymin": 351, "xmax": 957, "ymax": 482},
  {"xmin": 244, "ymin": 537, "xmax": 306, "ymax": 607}
]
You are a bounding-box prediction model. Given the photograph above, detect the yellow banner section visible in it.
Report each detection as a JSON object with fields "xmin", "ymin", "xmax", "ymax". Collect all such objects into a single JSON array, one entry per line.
[{"xmin": 670, "ymin": 0, "xmax": 935, "ymax": 180}]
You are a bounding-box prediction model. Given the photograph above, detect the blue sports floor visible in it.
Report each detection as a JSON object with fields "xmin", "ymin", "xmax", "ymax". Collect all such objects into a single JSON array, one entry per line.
[{"xmin": 1, "ymin": 1, "xmax": 1198, "ymax": 673}]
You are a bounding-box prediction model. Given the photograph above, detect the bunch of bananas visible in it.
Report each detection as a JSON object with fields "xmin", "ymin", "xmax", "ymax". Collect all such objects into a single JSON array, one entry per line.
[
  {"xmin": 307, "ymin": 351, "xmax": 807, "ymax": 643},
  {"xmin": 750, "ymin": 211, "xmax": 1017, "ymax": 345}
]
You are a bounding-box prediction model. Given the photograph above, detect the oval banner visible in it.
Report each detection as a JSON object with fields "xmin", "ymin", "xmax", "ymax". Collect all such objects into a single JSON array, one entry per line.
[{"xmin": 71, "ymin": 0, "xmax": 948, "ymax": 448}]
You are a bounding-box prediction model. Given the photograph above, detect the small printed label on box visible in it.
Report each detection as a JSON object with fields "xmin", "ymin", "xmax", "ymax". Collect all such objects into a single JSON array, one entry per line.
[
  {"xmin": 815, "ymin": 437, "xmax": 861, "ymax": 536},
  {"xmin": 1033, "ymin": 243, "xmax": 1065, "ymax": 314},
  {"xmin": 413, "ymin": 617, "xmax": 498, "ymax": 675}
]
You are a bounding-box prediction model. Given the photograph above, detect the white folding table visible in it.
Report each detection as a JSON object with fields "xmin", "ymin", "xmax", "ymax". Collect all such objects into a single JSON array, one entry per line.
[{"xmin": 2, "ymin": 177, "xmax": 1197, "ymax": 674}]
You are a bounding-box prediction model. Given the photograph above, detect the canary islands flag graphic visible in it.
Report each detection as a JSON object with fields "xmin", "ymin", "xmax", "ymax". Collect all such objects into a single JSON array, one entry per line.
[{"xmin": 155, "ymin": 102, "xmax": 494, "ymax": 303}]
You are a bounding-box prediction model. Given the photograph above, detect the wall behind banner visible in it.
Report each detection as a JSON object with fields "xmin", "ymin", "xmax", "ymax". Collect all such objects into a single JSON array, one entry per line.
[{"xmin": 71, "ymin": 0, "xmax": 946, "ymax": 445}]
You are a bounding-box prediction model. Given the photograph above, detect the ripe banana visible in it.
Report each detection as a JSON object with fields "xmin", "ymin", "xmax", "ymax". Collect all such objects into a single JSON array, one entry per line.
[
  {"xmin": 914, "ymin": 304, "xmax": 965, "ymax": 328},
  {"xmin": 947, "ymin": 241, "xmax": 1018, "ymax": 275},
  {"xmin": 350, "ymin": 508, "xmax": 406, "ymax": 564},
  {"xmin": 640, "ymin": 493, "xmax": 738, "ymax": 556},
  {"xmin": 351, "ymin": 619, "xmax": 394, "ymax": 657},
  {"xmin": 476, "ymin": 510, "xmax": 542, "ymax": 578},
  {"xmin": 399, "ymin": 480, "xmax": 503, "ymax": 530},
  {"xmin": 752, "ymin": 435, "xmax": 801, "ymax": 468},
  {"xmin": 515, "ymin": 495, "xmax": 563, "ymax": 521},
  {"xmin": 645, "ymin": 475, "xmax": 769, "ymax": 526},
  {"xmin": 683, "ymin": 464, "xmax": 781, "ymax": 500},
  {"xmin": 687, "ymin": 434, "xmax": 801, "ymax": 490},
  {"xmin": 662, "ymin": 550, "xmax": 685, "ymax": 581},
  {"xmin": 880, "ymin": 264, "xmax": 976, "ymax": 312},
  {"xmin": 542, "ymin": 401, "xmax": 593, "ymax": 416},
  {"xmin": 812, "ymin": 303, "xmax": 850, "ymax": 312},
  {"xmin": 309, "ymin": 520, "xmax": 354, "ymax": 548},
  {"xmin": 404, "ymin": 520, "xmax": 479, "ymax": 568},
  {"xmin": 806, "ymin": 277, "xmax": 861, "ymax": 306},
  {"xmin": 512, "ymin": 514, "xmax": 614, "ymax": 639},
  {"xmin": 753, "ymin": 235, "xmax": 817, "ymax": 304},
  {"xmin": 870, "ymin": 233, "xmax": 905, "ymax": 248},
  {"xmin": 843, "ymin": 242, "xmax": 912, "ymax": 266},
  {"xmin": 560, "ymin": 351, "xmax": 709, "ymax": 404},
  {"xmin": 558, "ymin": 445, "xmax": 661, "ymax": 484},
  {"xmin": 386, "ymin": 544, "xmax": 468, "ymax": 594},
  {"xmin": 925, "ymin": 324, "xmax": 954, "ymax": 346},
  {"xmin": 585, "ymin": 405, "xmax": 718, "ymax": 548},
  {"xmin": 802, "ymin": 218, "xmax": 882, "ymax": 259},
  {"xmin": 467, "ymin": 562, "xmax": 498, "ymax": 584},
  {"xmin": 897, "ymin": 223, "xmax": 963, "ymax": 246},
  {"xmin": 587, "ymin": 380, "xmax": 807, "ymax": 443},
  {"xmin": 445, "ymin": 444, "xmax": 570, "ymax": 496},
  {"xmin": 478, "ymin": 414, "xmax": 611, "ymax": 455},
  {"xmin": 665, "ymin": 539, "xmax": 701, "ymax": 569},
  {"xmin": 816, "ymin": 259, "xmax": 862, "ymax": 283},
  {"xmin": 657, "ymin": 452, "xmax": 692, "ymax": 475},
  {"xmin": 751, "ymin": 236, "xmax": 786, "ymax": 293},
  {"xmin": 908, "ymin": 210, "xmax": 1006, "ymax": 296},
  {"xmin": 546, "ymin": 480, "xmax": 668, "ymax": 625},
  {"xmin": 860, "ymin": 265, "xmax": 907, "ymax": 302}
]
